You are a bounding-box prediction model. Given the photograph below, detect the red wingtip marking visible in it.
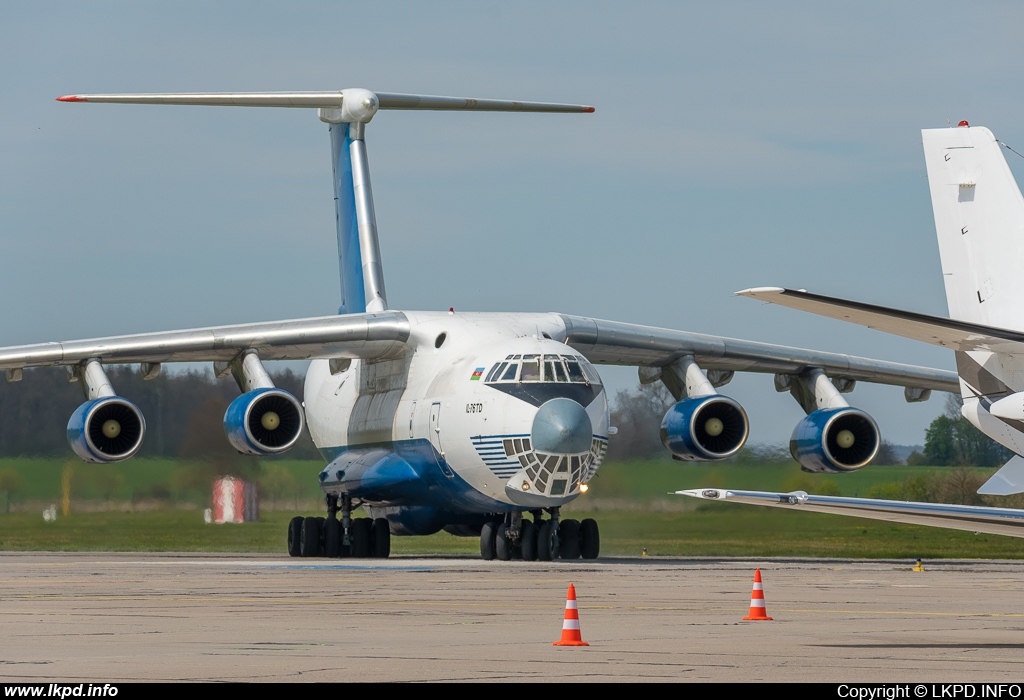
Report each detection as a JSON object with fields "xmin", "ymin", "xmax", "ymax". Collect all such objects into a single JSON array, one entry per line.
[
  {"xmin": 582, "ymin": 106, "xmax": 596, "ymax": 113},
  {"xmin": 56, "ymin": 95, "xmax": 86, "ymax": 102}
]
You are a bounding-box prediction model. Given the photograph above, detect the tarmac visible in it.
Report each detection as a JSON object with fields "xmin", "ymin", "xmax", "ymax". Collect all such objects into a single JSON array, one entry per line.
[{"xmin": 1, "ymin": 552, "xmax": 1023, "ymax": 682}]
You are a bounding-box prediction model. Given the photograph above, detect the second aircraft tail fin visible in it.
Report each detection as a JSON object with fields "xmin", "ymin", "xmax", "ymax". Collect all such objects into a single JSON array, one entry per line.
[{"xmin": 923, "ymin": 124, "xmax": 1024, "ymax": 331}]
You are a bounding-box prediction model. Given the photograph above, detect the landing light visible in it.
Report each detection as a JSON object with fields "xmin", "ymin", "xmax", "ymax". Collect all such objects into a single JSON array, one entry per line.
[
  {"xmin": 521, "ymin": 481, "xmax": 530, "ymax": 491},
  {"xmin": 579, "ymin": 483, "xmax": 589, "ymax": 493}
]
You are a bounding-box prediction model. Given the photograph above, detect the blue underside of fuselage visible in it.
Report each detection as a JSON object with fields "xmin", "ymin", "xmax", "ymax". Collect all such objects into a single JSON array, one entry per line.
[{"xmin": 317, "ymin": 439, "xmax": 520, "ymax": 535}]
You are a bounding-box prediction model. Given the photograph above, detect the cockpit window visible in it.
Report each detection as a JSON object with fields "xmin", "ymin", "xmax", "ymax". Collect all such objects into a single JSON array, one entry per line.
[
  {"xmin": 486, "ymin": 362, "xmax": 507, "ymax": 383},
  {"xmin": 562, "ymin": 356, "xmax": 586, "ymax": 383},
  {"xmin": 545, "ymin": 355, "xmax": 568, "ymax": 383},
  {"xmin": 484, "ymin": 353, "xmax": 602, "ymax": 385},
  {"xmin": 520, "ymin": 355, "xmax": 541, "ymax": 382}
]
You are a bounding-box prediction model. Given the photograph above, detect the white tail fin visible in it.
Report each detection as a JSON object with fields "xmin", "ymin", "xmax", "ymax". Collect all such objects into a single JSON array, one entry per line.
[{"xmin": 923, "ymin": 125, "xmax": 1024, "ymax": 330}]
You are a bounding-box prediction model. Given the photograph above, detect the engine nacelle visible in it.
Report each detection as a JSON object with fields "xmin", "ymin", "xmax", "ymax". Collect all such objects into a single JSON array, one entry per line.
[
  {"xmin": 660, "ymin": 395, "xmax": 749, "ymax": 461},
  {"xmin": 790, "ymin": 407, "xmax": 879, "ymax": 473},
  {"xmin": 223, "ymin": 388, "xmax": 304, "ymax": 456},
  {"xmin": 66, "ymin": 397, "xmax": 146, "ymax": 464}
]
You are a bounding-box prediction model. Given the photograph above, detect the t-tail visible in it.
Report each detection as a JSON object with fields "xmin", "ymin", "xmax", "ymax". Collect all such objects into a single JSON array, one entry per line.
[{"xmin": 57, "ymin": 90, "xmax": 595, "ymax": 314}]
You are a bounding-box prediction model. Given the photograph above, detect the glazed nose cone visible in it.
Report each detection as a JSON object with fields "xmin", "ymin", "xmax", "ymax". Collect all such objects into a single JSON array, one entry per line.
[{"xmin": 531, "ymin": 398, "xmax": 592, "ymax": 454}]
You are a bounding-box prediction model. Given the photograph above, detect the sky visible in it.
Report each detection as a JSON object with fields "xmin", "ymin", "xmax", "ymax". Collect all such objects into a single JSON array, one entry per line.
[{"xmin": 4, "ymin": 2, "xmax": 1024, "ymax": 448}]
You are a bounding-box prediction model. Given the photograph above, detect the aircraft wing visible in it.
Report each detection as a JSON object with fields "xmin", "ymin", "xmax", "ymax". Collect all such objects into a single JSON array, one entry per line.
[
  {"xmin": 557, "ymin": 314, "xmax": 959, "ymax": 393},
  {"xmin": 676, "ymin": 487, "xmax": 1024, "ymax": 538},
  {"xmin": 735, "ymin": 287, "xmax": 1024, "ymax": 354},
  {"xmin": 0, "ymin": 311, "xmax": 410, "ymax": 371}
]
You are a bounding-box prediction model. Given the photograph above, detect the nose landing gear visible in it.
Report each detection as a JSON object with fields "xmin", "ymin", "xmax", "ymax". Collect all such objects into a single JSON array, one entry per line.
[{"xmin": 479, "ymin": 508, "xmax": 600, "ymax": 561}]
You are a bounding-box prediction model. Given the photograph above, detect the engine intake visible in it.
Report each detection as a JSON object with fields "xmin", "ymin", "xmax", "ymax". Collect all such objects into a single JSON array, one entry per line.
[
  {"xmin": 660, "ymin": 395, "xmax": 749, "ymax": 461},
  {"xmin": 66, "ymin": 397, "xmax": 146, "ymax": 463},
  {"xmin": 224, "ymin": 388, "xmax": 304, "ymax": 456},
  {"xmin": 790, "ymin": 407, "xmax": 879, "ymax": 473}
]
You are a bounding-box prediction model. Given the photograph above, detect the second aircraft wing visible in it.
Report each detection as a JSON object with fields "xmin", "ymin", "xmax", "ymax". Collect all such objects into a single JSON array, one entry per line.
[{"xmin": 676, "ymin": 487, "xmax": 1024, "ymax": 539}]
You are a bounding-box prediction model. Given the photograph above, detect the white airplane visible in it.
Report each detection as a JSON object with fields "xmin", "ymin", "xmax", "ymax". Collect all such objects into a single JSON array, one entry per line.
[
  {"xmin": 8, "ymin": 89, "xmax": 957, "ymax": 560},
  {"xmin": 680, "ymin": 122, "xmax": 1024, "ymax": 538}
]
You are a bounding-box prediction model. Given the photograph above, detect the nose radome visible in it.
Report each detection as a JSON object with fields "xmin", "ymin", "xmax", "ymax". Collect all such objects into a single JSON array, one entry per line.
[{"xmin": 531, "ymin": 398, "xmax": 592, "ymax": 454}]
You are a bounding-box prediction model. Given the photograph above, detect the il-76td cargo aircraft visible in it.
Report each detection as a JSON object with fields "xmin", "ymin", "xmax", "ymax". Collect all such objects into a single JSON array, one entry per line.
[
  {"xmin": 10, "ymin": 89, "xmax": 956, "ymax": 560},
  {"xmin": 681, "ymin": 123, "xmax": 1024, "ymax": 538}
]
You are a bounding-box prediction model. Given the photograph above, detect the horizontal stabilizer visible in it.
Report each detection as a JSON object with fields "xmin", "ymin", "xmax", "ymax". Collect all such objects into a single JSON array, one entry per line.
[
  {"xmin": 978, "ymin": 455, "xmax": 1024, "ymax": 496},
  {"xmin": 57, "ymin": 91, "xmax": 595, "ymax": 114},
  {"xmin": 737, "ymin": 287, "xmax": 1024, "ymax": 354},
  {"xmin": 677, "ymin": 487, "xmax": 1024, "ymax": 538}
]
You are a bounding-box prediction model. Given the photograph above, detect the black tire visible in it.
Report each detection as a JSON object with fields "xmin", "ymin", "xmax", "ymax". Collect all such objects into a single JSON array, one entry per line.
[
  {"xmin": 300, "ymin": 516, "xmax": 321, "ymax": 557},
  {"xmin": 495, "ymin": 524, "xmax": 512, "ymax": 561},
  {"xmin": 537, "ymin": 520, "xmax": 556, "ymax": 561},
  {"xmin": 480, "ymin": 521, "xmax": 498, "ymax": 560},
  {"xmin": 287, "ymin": 516, "xmax": 303, "ymax": 557},
  {"xmin": 323, "ymin": 518, "xmax": 341, "ymax": 558},
  {"xmin": 350, "ymin": 517, "xmax": 372, "ymax": 558},
  {"xmin": 580, "ymin": 518, "xmax": 600, "ymax": 560},
  {"xmin": 371, "ymin": 518, "xmax": 391, "ymax": 558},
  {"xmin": 559, "ymin": 519, "xmax": 581, "ymax": 560},
  {"xmin": 520, "ymin": 520, "xmax": 537, "ymax": 561}
]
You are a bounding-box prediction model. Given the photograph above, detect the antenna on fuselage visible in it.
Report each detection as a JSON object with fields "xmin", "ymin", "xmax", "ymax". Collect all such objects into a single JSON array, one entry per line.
[{"xmin": 57, "ymin": 90, "xmax": 595, "ymax": 314}]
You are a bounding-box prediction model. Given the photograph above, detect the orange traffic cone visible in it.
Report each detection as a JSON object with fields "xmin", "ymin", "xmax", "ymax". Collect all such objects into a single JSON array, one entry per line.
[
  {"xmin": 742, "ymin": 568, "xmax": 773, "ymax": 621},
  {"xmin": 553, "ymin": 583, "xmax": 590, "ymax": 646}
]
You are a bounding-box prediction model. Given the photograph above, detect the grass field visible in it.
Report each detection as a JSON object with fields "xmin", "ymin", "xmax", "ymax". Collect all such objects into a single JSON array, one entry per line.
[
  {"xmin": 0, "ymin": 456, "xmax": 1019, "ymax": 558},
  {"xmin": 0, "ymin": 506, "xmax": 1019, "ymax": 559}
]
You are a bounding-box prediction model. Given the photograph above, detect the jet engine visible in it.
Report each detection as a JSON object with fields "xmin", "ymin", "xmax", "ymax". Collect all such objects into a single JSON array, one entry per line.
[
  {"xmin": 660, "ymin": 395, "xmax": 749, "ymax": 461},
  {"xmin": 790, "ymin": 407, "xmax": 879, "ymax": 473},
  {"xmin": 66, "ymin": 397, "xmax": 146, "ymax": 463},
  {"xmin": 223, "ymin": 388, "xmax": 304, "ymax": 456}
]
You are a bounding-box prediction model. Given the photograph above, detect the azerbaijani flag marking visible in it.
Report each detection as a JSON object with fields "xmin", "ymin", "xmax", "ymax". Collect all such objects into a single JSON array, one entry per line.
[{"xmin": 470, "ymin": 368, "xmax": 485, "ymax": 381}]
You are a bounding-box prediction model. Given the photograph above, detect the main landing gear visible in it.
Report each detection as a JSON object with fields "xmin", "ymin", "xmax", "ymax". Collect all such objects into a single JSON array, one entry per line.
[
  {"xmin": 480, "ymin": 508, "xmax": 599, "ymax": 561},
  {"xmin": 287, "ymin": 494, "xmax": 391, "ymax": 559}
]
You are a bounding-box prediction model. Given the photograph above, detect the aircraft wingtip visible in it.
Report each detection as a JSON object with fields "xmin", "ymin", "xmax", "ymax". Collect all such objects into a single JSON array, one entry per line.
[
  {"xmin": 735, "ymin": 286, "xmax": 785, "ymax": 297},
  {"xmin": 582, "ymin": 106, "xmax": 596, "ymax": 113},
  {"xmin": 56, "ymin": 95, "xmax": 86, "ymax": 102}
]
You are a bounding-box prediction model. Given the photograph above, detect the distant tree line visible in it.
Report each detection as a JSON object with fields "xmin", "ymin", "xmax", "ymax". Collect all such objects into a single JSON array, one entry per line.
[
  {"xmin": 909, "ymin": 394, "xmax": 1014, "ymax": 467},
  {"xmin": 0, "ymin": 365, "xmax": 321, "ymax": 461}
]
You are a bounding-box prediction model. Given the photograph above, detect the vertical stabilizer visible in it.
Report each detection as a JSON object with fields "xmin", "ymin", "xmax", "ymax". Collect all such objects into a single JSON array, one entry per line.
[
  {"xmin": 923, "ymin": 125, "xmax": 1024, "ymax": 330},
  {"xmin": 330, "ymin": 123, "xmax": 366, "ymax": 314}
]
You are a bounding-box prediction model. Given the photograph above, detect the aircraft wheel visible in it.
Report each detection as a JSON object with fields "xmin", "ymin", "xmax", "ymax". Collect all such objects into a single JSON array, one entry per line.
[
  {"xmin": 480, "ymin": 521, "xmax": 498, "ymax": 560},
  {"xmin": 323, "ymin": 518, "xmax": 341, "ymax": 558},
  {"xmin": 287, "ymin": 516, "xmax": 303, "ymax": 557},
  {"xmin": 537, "ymin": 520, "xmax": 556, "ymax": 561},
  {"xmin": 559, "ymin": 519, "xmax": 581, "ymax": 560},
  {"xmin": 495, "ymin": 524, "xmax": 512, "ymax": 561},
  {"xmin": 315, "ymin": 517, "xmax": 326, "ymax": 556},
  {"xmin": 350, "ymin": 517, "xmax": 372, "ymax": 558},
  {"xmin": 371, "ymin": 518, "xmax": 391, "ymax": 558},
  {"xmin": 580, "ymin": 518, "xmax": 600, "ymax": 560},
  {"xmin": 520, "ymin": 520, "xmax": 537, "ymax": 561},
  {"xmin": 300, "ymin": 516, "xmax": 321, "ymax": 557}
]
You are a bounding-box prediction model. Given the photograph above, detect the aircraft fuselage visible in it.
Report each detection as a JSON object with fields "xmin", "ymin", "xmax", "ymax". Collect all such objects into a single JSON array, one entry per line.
[{"xmin": 303, "ymin": 311, "xmax": 609, "ymax": 535}]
